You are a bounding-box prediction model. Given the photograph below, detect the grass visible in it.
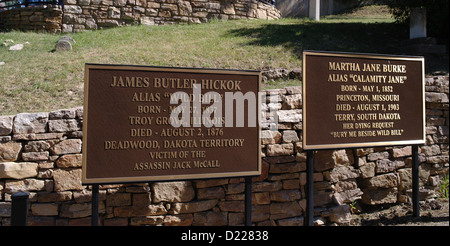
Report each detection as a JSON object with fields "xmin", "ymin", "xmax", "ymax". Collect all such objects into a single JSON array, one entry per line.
[
  {"xmin": 440, "ymin": 175, "xmax": 449, "ymax": 198},
  {"xmin": 0, "ymin": 5, "xmax": 427, "ymax": 115}
]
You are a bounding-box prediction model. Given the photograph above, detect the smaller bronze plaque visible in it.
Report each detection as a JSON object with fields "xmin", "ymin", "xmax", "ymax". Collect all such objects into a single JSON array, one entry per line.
[
  {"xmin": 82, "ymin": 64, "xmax": 261, "ymax": 184},
  {"xmin": 303, "ymin": 51, "xmax": 425, "ymax": 150}
]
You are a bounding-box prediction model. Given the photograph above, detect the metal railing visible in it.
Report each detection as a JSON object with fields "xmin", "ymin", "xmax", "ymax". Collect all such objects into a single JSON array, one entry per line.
[{"xmin": 0, "ymin": 0, "xmax": 63, "ymax": 12}]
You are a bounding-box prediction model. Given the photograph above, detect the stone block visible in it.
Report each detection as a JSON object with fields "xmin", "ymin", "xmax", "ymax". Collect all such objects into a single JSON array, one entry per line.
[
  {"xmin": 193, "ymin": 211, "xmax": 227, "ymax": 226},
  {"xmin": 363, "ymin": 173, "xmax": 398, "ymax": 189},
  {"xmin": 325, "ymin": 165, "xmax": 359, "ymax": 183},
  {"xmin": 281, "ymin": 94, "xmax": 302, "ymax": 109},
  {"xmin": 218, "ymin": 200, "xmax": 244, "ymax": 212},
  {"xmin": 165, "ymin": 214, "xmax": 194, "ymax": 226},
  {"xmin": 170, "ymin": 199, "xmax": 218, "ymax": 214},
  {"xmin": 53, "ymin": 168, "xmax": 83, "ymax": 191},
  {"xmin": 0, "ymin": 162, "xmax": 38, "ymax": 179},
  {"xmin": 22, "ymin": 151, "xmax": 49, "ymax": 161},
  {"xmin": 420, "ymin": 145, "xmax": 441, "ymax": 156},
  {"xmin": 252, "ymin": 181, "xmax": 282, "ymax": 192},
  {"xmin": 269, "ymin": 201, "xmax": 302, "ymax": 220},
  {"xmin": 194, "ymin": 178, "xmax": 229, "ymax": 189},
  {"xmin": 252, "ymin": 204, "xmax": 270, "ymax": 222},
  {"xmin": 85, "ymin": 18, "xmax": 97, "ymax": 30},
  {"xmin": 60, "ymin": 203, "xmax": 92, "ymax": 218},
  {"xmin": 398, "ymin": 168, "xmax": 412, "ymax": 191},
  {"xmin": 314, "ymin": 150, "xmax": 336, "ymax": 171},
  {"xmin": 221, "ymin": 4, "xmax": 235, "ymax": 15},
  {"xmin": 49, "ymin": 108, "xmax": 77, "ymax": 119},
  {"xmin": 151, "ymin": 181, "xmax": 195, "ymax": 203},
  {"xmin": 362, "ymin": 187, "xmax": 398, "ymax": 205},
  {"xmin": 328, "ymin": 205, "xmax": 351, "ymax": 224},
  {"xmin": 197, "ymin": 187, "xmax": 225, "ymax": 200},
  {"xmin": 427, "ymin": 116, "xmax": 446, "ymax": 126},
  {"xmin": 102, "ymin": 0, "xmax": 113, "ymax": 5},
  {"xmin": 106, "ymin": 192, "xmax": 131, "ymax": 207},
  {"xmin": 375, "ymin": 159, "xmax": 405, "ymax": 174},
  {"xmin": 5, "ymin": 178, "xmax": 45, "ymax": 192},
  {"xmin": 359, "ymin": 162, "xmax": 376, "ymax": 178},
  {"xmin": 56, "ymin": 154, "xmax": 83, "ymax": 168},
  {"xmin": 425, "ymin": 92, "xmax": 449, "ymax": 103},
  {"xmin": 285, "ymin": 86, "xmax": 302, "ymax": 94},
  {"xmin": 113, "ymin": 0, "xmax": 127, "ymax": 7},
  {"xmin": 0, "ymin": 115, "xmax": 13, "ymax": 136},
  {"xmin": 78, "ymin": 0, "xmax": 91, "ymax": 5},
  {"xmin": 38, "ymin": 191, "xmax": 73, "ymax": 202},
  {"xmin": 392, "ymin": 146, "xmax": 412, "ymax": 158},
  {"xmin": 0, "ymin": 202, "xmax": 12, "ymax": 217},
  {"xmin": 130, "ymin": 216, "xmax": 164, "ymax": 226},
  {"xmin": 48, "ymin": 119, "xmax": 80, "ymax": 133},
  {"xmin": 97, "ymin": 19, "xmax": 120, "ymax": 27},
  {"xmin": 367, "ymin": 151, "xmax": 390, "ymax": 161},
  {"xmin": 333, "ymin": 188, "xmax": 363, "ymax": 205},
  {"xmin": 277, "ymin": 109, "xmax": 301, "ymax": 123},
  {"xmin": 50, "ymin": 139, "xmax": 82, "ymax": 155},
  {"xmin": 31, "ymin": 203, "xmax": 59, "ymax": 216},
  {"xmin": 266, "ymin": 143, "xmax": 294, "ymax": 156},
  {"xmin": 261, "ymin": 130, "xmax": 281, "ymax": 144},
  {"xmin": 140, "ymin": 16, "xmax": 155, "ymax": 25},
  {"xmin": 253, "ymin": 192, "xmax": 270, "ymax": 204},
  {"xmin": 64, "ymin": 5, "xmax": 82, "ymax": 14},
  {"xmin": 270, "ymin": 189, "xmax": 301, "ymax": 202},
  {"xmin": 23, "ymin": 140, "xmax": 51, "ymax": 152},
  {"xmin": 282, "ymin": 130, "xmax": 299, "ymax": 143},
  {"xmin": 333, "ymin": 149, "xmax": 354, "ymax": 165},
  {"xmin": 278, "ymin": 216, "xmax": 304, "ymax": 226},
  {"xmin": 108, "ymin": 6, "xmax": 121, "ymax": 19},
  {"xmin": 13, "ymin": 112, "xmax": 48, "ymax": 134},
  {"xmin": 269, "ymin": 162, "xmax": 305, "ymax": 174},
  {"xmin": 0, "ymin": 142, "xmax": 22, "ymax": 162}
]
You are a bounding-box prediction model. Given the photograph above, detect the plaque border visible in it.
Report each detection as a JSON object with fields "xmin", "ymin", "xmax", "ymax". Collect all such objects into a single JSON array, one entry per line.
[
  {"xmin": 82, "ymin": 64, "xmax": 262, "ymax": 185},
  {"xmin": 302, "ymin": 50, "xmax": 426, "ymax": 150}
]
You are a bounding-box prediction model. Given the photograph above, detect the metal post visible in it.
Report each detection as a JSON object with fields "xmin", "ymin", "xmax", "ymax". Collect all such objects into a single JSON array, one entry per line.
[
  {"xmin": 306, "ymin": 150, "xmax": 314, "ymax": 226},
  {"xmin": 91, "ymin": 184, "xmax": 99, "ymax": 226},
  {"xmin": 412, "ymin": 145, "xmax": 420, "ymax": 217},
  {"xmin": 11, "ymin": 191, "xmax": 29, "ymax": 226},
  {"xmin": 245, "ymin": 176, "xmax": 252, "ymax": 226},
  {"xmin": 309, "ymin": 0, "xmax": 320, "ymax": 21}
]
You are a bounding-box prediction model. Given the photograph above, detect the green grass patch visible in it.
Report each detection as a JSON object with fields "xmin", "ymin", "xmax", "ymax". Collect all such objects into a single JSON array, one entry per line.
[{"xmin": 1, "ymin": 5, "xmax": 411, "ymax": 115}]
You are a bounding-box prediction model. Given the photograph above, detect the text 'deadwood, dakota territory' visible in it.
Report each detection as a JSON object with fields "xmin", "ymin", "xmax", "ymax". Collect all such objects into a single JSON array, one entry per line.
[{"xmin": 82, "ymin": 64, "xmax": 261, "ymax": 184}]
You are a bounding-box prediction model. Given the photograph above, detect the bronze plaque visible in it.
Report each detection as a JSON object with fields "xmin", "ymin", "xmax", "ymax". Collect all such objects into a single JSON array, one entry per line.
[
  {"xmin": 303, "ymin": 51, "xmax": 425, "ymax": 150},
  {"xmin": 82, "ymin": 64, "xmax": 261, "ymax": 184}
]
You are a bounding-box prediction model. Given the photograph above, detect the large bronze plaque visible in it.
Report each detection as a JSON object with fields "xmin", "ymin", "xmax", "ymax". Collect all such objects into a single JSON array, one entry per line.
[
  {"xmin": 82, "ymin": 64, "xmax": 261, "ymax": 184},
  {"xmin": 303, "ymin": 51, "xmax": 425, "ymax": 150}
]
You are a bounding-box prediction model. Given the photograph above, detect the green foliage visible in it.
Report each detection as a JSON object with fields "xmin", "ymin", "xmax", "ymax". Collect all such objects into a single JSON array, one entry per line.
[
  {"xmin": 439, "ymin": 175, "xmax": 449, "ymax": 198},
  {"xmin": 385, "ymin": 0, "xmax": 449, "ymax": 40}
]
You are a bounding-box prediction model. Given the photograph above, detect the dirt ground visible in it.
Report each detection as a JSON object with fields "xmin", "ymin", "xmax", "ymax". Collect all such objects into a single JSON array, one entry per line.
[{"xmin": 352, "ymin": 198, "xmax": 449, "ymax": 226}]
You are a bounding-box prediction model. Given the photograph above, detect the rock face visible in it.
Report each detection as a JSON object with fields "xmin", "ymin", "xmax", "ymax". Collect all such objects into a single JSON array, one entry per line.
[{"xmin": 0, "ymin": 75, "xmax": 448, "ymax": 226}]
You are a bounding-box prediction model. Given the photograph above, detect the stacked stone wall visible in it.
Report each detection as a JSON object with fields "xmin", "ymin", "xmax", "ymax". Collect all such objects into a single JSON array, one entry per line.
[
  {"xmin": 0, "ymin": 0, "xmax": 281, "ymax": 33},
  {"xmin": 0, "ymin": 75, "xmax": 448, "ymax": 226},
  {"xmin": 0, "ymin": 5, "xmax": 63, "ymax": 33}
]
